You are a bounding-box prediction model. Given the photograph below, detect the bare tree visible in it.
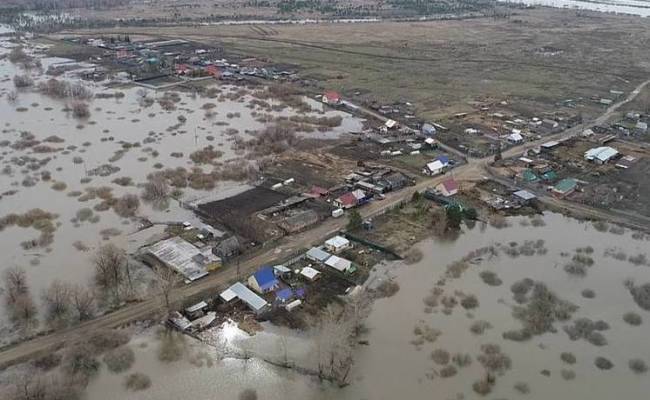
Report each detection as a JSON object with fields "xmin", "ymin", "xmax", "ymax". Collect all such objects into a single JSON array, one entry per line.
[
  {"xmin": 151, "ymin": 264, "xmax": 180, "ymax": 317},
  {"xmin": 42, "ymin": 280, "xmax": 73, "ymax": 329},
  {"xmin": 3, "ymin": 266, "xmax": 29, "ymax": 304},
  {"xmin": 71, "ymin": 284, "xmax": 96, "ymax": 322},
  {"xmin": 315, "ymin": 304, "xmax": 354, "ymax": 386},
  {"xmin": 3, "ymin": 266, "xmax": 38, "ymax": 331},
  {"xmin": 93, "ymin": 244, "xmax": 128, "ymax": 303}
]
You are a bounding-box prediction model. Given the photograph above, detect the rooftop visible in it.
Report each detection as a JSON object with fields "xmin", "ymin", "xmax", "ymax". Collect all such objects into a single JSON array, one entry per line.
[
  {"xmin": 146, "ymin": 237, "xmax": 217, "ymax": 281},
  {"xmin": 221, "ymin": 282, "xmax": 268, "ymax": 312}
]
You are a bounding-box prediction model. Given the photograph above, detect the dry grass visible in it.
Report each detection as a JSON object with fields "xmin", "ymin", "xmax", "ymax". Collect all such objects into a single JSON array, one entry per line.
[{"xmin": 103, "ymin": 346, "xmax": 135, "ymax": 373}]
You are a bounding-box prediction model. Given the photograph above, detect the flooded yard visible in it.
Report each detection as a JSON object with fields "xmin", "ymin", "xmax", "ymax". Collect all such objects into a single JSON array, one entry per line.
[
  {"xmin": 82, "ymin": 213, "xmax": 650, "ymax": 400},
  {"xmin": 0, "ymin": 34, "xmax": 363, "ymax": 336}
]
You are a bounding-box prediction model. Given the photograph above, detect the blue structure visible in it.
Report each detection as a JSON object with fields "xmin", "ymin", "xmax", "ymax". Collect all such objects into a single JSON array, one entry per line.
[
  {"xmin": 436, "ymin": 155, "xmax": 450, "ymax": 166},
  {"xmin": 275, "ymin": 288, "xmax": 293, "ymax": 303},
  {"xmin": 248, "ymin": 266, "xmax": 279, "ymax": 294}
]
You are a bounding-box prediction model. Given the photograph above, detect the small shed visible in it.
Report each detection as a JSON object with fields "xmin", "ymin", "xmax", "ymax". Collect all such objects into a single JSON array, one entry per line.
[
  {"xmin": 184, "ymin": 301, "xmax": 208, "ymax": 320},
  {"xmin": 424, "ymin": 160, "xmax": 445, "ymax": 176},
  {"xmin": 422, "ymin": 123, "xmax": 437, "ymax": 136},
  {"xmin": 212, "ymin": 236, "xmax": 240, "ymax": 260},
  {"xmin": 552, "ymin": 178, "xmax": 577, "ymax": 198},
  {"xmin": 325, "ymin": 236, "xmax": 351, "ymax": 253},
  {"xmin": 325, "ymin": 255, "xmax": 353, "ymax": 273},
  {"xmin": 513, "ymin": 190, "xmax": 537, "ymax": 204},
  {"xmin": 300, "ymin": 266, "xmax": 321, "ymax": 281},
  {"xmin": 306, "ymin": 247, "xmax": 331, "ymax": 263}
]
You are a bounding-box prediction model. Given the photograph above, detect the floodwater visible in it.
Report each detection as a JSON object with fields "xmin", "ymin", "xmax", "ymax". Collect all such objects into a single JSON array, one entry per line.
[
  {"xmin": 500, "ymin": 0, "xmax": 650, "ymax": 17},
  {"xmin": 0, "ymin": 33, "xmax": 363, "ymax": 337},
  {"xmin": 86, "ymin": 213, "xmax": 650, "ymax": 400}
]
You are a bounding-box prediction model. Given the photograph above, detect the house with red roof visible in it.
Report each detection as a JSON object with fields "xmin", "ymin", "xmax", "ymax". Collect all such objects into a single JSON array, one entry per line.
[
  {"xmin": 322, "ymin": 90, "xmax": 342, "ymax": 106},
  {"xmin": 205, "ymin": 65, "xmax": 220, "ymax": 78},
  {"xmin": 436, "ymin": 178, "xmax": 459, "ymax": 197},
  {"xmin": 334, "ymin": 192, "xmax": 358, "ymax": 209},
  {"xmin": 175, "ymin": 63, "xmax": 192, "ymax": 75}
]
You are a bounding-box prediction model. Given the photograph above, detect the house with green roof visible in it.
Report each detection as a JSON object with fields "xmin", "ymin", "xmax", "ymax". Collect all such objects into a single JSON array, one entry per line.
[{"xmin": 552, "ymin": 178, "xmax": 577, "ymax": 198}]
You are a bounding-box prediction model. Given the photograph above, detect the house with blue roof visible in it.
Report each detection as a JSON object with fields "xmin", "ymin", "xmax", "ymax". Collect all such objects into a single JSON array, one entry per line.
[
  {"xmin": 436, "ymin": 155, "xmax": 450, "ymax": 166},
  {"xmin": 275, "ymin": 288, "xmax": 294, "ymax": 303},
  {"xmin": 248, "ymin": 266, "xmax": 280, "ymax": 294}
]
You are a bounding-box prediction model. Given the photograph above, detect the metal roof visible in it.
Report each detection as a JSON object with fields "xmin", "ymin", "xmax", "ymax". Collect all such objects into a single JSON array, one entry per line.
[
  {"xmin": 325, "ymin": 236, "xmax": 350, "ymax": 249},
  {"xmin": 306, "ymin": 247, "xmax": 331, "ymax": 262},
  {"xmin": 147, "ymin": 237, "xmax": 215, "ymax": 281},
  {"xmin": 325, "ymin": 255, "xmax": 352, "ymax": 272},
  {"xmin": 223, "ymin": 282, "xmax": 268, "ymax": 312},
  {"xmin": 513, "ymin": 190, "xmax": 537, "ymax": 201}
]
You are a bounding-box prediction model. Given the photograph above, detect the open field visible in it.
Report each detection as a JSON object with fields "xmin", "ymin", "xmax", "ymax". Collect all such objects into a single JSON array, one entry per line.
[{"xmin": 64, "ymin": 8, "xmax": 650, "ymax": 124}]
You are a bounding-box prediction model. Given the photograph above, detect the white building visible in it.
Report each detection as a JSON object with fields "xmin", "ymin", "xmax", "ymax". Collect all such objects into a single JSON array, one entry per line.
[
  {"xmin": 584, "ymin": 146, "xmax": 618, "ymax": 164},
  {"xmin": 325, "ymin": 255, "xmax": 353, "ymax": 273},
  {"xmin": 325, "ymin": 236, "xmax": 351, "ymax": 253}
]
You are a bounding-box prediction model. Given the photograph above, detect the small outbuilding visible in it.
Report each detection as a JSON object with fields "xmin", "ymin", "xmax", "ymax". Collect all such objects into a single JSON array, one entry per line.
[
  {"xmin": 306, "ymin": 247, "xmax": 332, "ymax": 263},
  {"xmin": 220, "ymin": 282, "xmax": 269, "ymax": 315},
  {"xmin": 325, "ymin": 236, "xmax": 351, "ymax": 253},
  {"xmin": 325, "ymin": 255, "xmax": 353, "ymax": 273},
  {"xmin": 300, "ymin": 266, "xmax": 321, "ymax": 281},
  {"xmin": 552, "ymin": 178, "xmax": 577, "ymax": 198}
]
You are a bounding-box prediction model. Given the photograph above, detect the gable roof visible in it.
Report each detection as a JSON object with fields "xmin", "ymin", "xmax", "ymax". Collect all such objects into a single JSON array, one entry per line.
[
  {"xmin": 325, "ymin": 236, "xmax": 350, "ymax": 249},
  {"xmin": 436, "ymin": 155, "xmax": 450, "ymax": 165},
  {"xmin": 325, "ymin": 255, "xmax": 352, "ymax": 272},
  {"xmin": 223, "ymin": 282, "xmax": 267, "ymax": 312},
  {"xmin": 306, "ymin": 247, "xmax": 331, "ymax": 262},
  {"xmin": 440, "ymin": 178, "xmax": 459, "ymax": 193},
  {"xmin": 323, "ymin": 90, "xmax": 341, "ymax": 103},
  {"xmin": 337, "ymin": 192, "xmax": 358, "ymax": 206},
  {"xmin": 252, "ymin": 266, "xmax": 278, "ymax": 291},
  {"xmin": 426, "ymin": 160, "xmax": 445, "ymax": 172},
  {"xmin": 554, "ymin": 178, "xmax": 577, "ymax": 193}
]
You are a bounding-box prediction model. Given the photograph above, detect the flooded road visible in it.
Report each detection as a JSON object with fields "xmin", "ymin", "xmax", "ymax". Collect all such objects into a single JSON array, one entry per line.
[{"xmin": 85, "ymin": 213, "xmax": 650, "ymax": 400}]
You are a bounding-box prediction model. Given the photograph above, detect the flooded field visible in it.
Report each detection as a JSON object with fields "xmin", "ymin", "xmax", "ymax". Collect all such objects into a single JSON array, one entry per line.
[
  {"xmin": 83, "ymin": 213, "xmax": 650, "ymax": 400},
  {"xmin": 0, "ymin": 34, "xmax": 363, "ymax": 337},
  {"xmin": 503, "ymin": 0, "xmax": 650, "ymax": 17}
]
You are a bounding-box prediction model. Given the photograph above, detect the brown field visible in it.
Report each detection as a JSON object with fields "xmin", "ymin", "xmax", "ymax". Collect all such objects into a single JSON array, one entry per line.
[{"xmin": 66, "ymin": 8, "xmax": 650, "ymax": 125}]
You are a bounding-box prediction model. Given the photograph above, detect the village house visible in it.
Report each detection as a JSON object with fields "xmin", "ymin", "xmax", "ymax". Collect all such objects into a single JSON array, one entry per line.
[
  {"xmin": 334, "ymin": 189, "xmax": 367, "ymax": 209},
  {"xmin": 248, "ymin": 266, "xmax": 280, "ymax": 294},
  {"xmin": 635, "ymin": 121, "xmax": 648, "ymax": 134},
  {"xmin": 436, "ymin": 178, "xmax": 459, "ymax": 197},
  {"xmin": 421, "ymin": 123, "xmax": 437, "ymax": 136},
  {"xmin": 513, "ymin": 190, "xmax": 537, "ymax": 205},
  {"xmin": 506, "ymin": 132, "xmax": 524, "ymax": 144},
  {"xmin": 144, "ymin": 236, "xmax": 220, "ymax": 282},
  {"xmin": 552, "ymin": 178, "xmax": 578, "ymax": 198},
  {"xmin": 300, "ymin": 266, "xmax": 321, "ymax": 282},
  {"xmin": 322, "ymin": 90, "xmax": 342, "ymax": 106},
  {"xmin": 325, "ymin": 236, "xmax": 351, "ymax": 253},
  {"xmin": 212, "ymin": 236, "xmax": 240, "ymax": 260}
]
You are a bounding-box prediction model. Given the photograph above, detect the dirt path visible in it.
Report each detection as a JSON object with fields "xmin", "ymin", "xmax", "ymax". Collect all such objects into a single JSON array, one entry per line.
[{"xmin": 595, "ymin": 79, "xmax": 650, "ymax": 125}]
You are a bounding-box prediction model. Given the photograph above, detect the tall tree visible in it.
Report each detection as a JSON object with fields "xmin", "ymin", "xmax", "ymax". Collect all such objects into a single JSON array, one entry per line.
[{"xmin": 93, "ymin": 243, "xmax": 128, "ymax": 303}]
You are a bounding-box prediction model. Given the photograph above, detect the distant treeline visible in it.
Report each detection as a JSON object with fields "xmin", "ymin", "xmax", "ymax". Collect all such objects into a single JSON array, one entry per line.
[{"xmin": 0, "ymin": 0, "xmax": 130, "ymax": 11}]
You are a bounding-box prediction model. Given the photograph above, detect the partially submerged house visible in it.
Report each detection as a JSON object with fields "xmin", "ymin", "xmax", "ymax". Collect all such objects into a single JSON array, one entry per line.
[
  {"xmin": 325, "ymin": 236, "xmax": 351, "ymax": 253},
  {"xmin": 220, "ymin": 282, "xmax": 269, "ymax": 315},
  {"xmin": 248, "ymin": 266, "xmax": 280, "ymax": 294}
]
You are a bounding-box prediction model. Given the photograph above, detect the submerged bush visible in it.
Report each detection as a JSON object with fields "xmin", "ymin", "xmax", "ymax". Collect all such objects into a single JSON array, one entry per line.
[
  {"xmin": 125, "ymin": 372, "xmax": 151, "ymax": 391},
  {"xmin": 623, "ymin": 312, "xmax": 642, "ymax": 326},
  {"xmin": 629, "ymin": 359, "xmax": 648, "ymax": 374},
  {"xmin": 595, "ymin": 357, "xmax": 614, "ymax": 370},
  {"xmin": 561, "ymin": 352, "xmax": 576, "ymax": 364},
  {"xmin": 479, "ymin": 270, "xmax": 502, "ymax": 286},
  {"xmin": 103, "ymin": 346, "xmax": 135, "ymax": 373},
  {"xmin": 431, "ymin": 349, "xmax": 450, "ymax": 365}
]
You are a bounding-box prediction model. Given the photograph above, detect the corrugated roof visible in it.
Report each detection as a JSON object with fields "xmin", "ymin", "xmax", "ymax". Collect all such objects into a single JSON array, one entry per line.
[
  {"xmin": 226, "ymin": 282, "xmax": 268, "ymax": 312},
  {"xmin": 306, "ymin": 247, "xmax": 331, "ymax": 262},
  {"xmin": 325, "ymin": 255, "xmax": 352, "ymax": 272},
  {"xmin": 147, "ymin": 237, "xmax": 214, "ymax": 281}
]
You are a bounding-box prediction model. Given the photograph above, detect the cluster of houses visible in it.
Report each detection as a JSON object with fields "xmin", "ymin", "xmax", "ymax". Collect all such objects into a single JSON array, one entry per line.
[
  {"xmin": 167, "ymin": 234, "xmax": 358, "ymax": 331},
  {"xmin": 71, "ymin": 35, "xmax": 297, "ymax": 83},
  {"xmin": 217, "ymin": 236, "xmax": 355, "ymax": 317}
]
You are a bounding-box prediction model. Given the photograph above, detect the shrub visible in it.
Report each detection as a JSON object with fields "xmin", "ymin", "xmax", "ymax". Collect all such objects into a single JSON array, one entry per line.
[
  {"xmin": 431, "ymin": 349, "xmax": 450, "ymax": 365},
  {"xmin": 472, "ymin": 379, "xmax": 493, "ymax": 396},
  {"xmin": 460, "ymin": 294, "xmax": 479, "ymax": 309},
  {"xmin": 470, "ymin": 320, "xmax": 492, "ymax": 335},
  {"xmin": 239, "ymin": 389, "xmax": 258, "ymax": 400},
  {"xmin": 71, "ymin": 102, "xmax": 90, "ymax": 119},
  {"xmin": 158, "ymin": 329, "xmax": 185, "ymax": 363},
  {"xmin": 628, "ymin": 282, "xmax": 650, "ymax": 311},
  {"xmin": 595, "ymin": 357, "xmax": 614, "ymax": 370},
  {"xmin": 479, "ymin": 270, "xmax": 502, "ymax": 286},
  {"xmin": 113, "ymin": 194, "xmax": 140, "ymax": 218},
  {"xmin": 623, "ymin": 312, "xmax": 642, "ymax": 326},
  {"xmin": 62, "ymin": 343, "xmax": 100, "ymax": 381},
  {"xmin": 512, "ymin": 282, "xmax": 577, "ymax": 336},
  {"xmin": 502, "ymin": 329, "xmax": 532, "ymax": 342},
  {"xmin": 561, "ymin": 369, "xmax": 576, "ymax": 380},
  {"xmin": 103, "ymin": 346, "xmax": 135, "ymax": 373},
  {"xmin": 561, "ymin": 352, "xmax": 576, "ymax": 364},
  {"xmin": 511, "ymin": 278, "xmax": 534, "ymax": 296},
  {"xmin": 88, "ymin": 330, "xmax": 130, "ymax": 352},
  {"xmin": 581, "ymin": 289, "xmax": 596, "ymax": 299},
  {"xmin": 375, "ymin": 280, "xmax": 400, "ymax": 298},
  {"xmin": 14, "ymin": 74, "xmax": 34, "ymax": 88},
  {"xmin": 514, "ymin": 381, "xmax": 530, "ymax": 394},
  {"xmin": 124, "ymin": 372, "xmax": 151, "ymax": 391},
  {"xmin": 452, "ymin": 353, "xmax": 472, "ymax": 368},
  {"xmin": 629, "ymin": 359, "xmax": 648, "ymax": 374},
  {"xmin": 477, "ymin": 343, "xmax": 511, "ymax": 374},
  {"xmin": 439, "ymin": 365, "xmax": 457, "ymax": 378},
  {"xmin": 32, "ymin": 353, "xmax": 62, "ymax": 371}
]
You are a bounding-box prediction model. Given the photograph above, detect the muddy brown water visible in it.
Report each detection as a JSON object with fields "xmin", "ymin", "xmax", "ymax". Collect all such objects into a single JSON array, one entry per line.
[
  {"xmin": 83, "ymin": 213, "xmax": 650, "ymax": 400},
  {"xmin": 0, "ymin": 35, "xmax": 363, "ymax": 338}
]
